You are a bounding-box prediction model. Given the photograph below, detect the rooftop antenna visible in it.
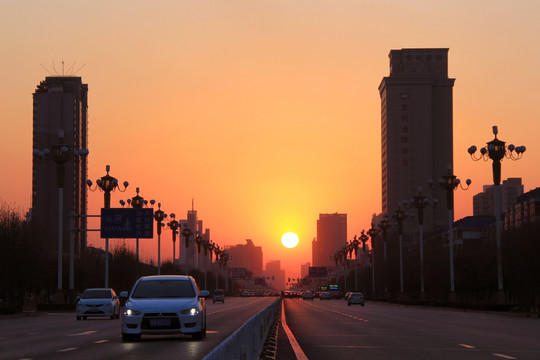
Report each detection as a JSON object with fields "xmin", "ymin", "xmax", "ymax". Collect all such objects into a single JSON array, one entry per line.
[
  {"xmin": 192, "ymin": 199, "xmax": 194, "ymax": 211},
  {"xmin": 40, "ymin": 61, "xmax": 86, "ymax": 77}
]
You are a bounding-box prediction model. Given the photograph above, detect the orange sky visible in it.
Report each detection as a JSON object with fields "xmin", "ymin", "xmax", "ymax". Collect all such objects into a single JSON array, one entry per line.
[{"xmin": 1, "ymin": 1, "xmax": 539, "ymax": 280}]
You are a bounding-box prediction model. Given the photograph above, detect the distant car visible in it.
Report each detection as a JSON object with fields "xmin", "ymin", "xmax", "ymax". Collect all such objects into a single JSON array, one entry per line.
[
  {"xmin": 76, "ymin": 288, "xmax": 120, "ymax": 320},
  {"xmin": 302, "ymin": 291, "xmax": 314, "ymax": 300},
  {"xmin": 213, "ymin": 289, "xmax": 225, "ymax": 303},
  {"xmin": 320, "ymin": 291, "xmax": 331, "ymax": 300},
  {"xmin": 242, "ymin": 291, "xmax": 251, "ymax": 297},
  {"xmin": 121, "ymin": 275, "xmax": 210, "ymax": 342},
  {"xmin": 347, "ymin": 292, "xmax": 365, "ymax": 306}
]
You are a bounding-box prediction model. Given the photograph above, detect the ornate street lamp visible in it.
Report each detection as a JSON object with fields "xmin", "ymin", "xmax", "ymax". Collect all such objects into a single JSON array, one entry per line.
[
  {"xmin": 392, "ymin": 204, "xmax": 410, "ymax": 294},
  {"xmin": 359, "ymin": 231, "xmax": 369, "ymax": 293},
  {"xmin": 125, "ymin": 187, "xmax": 147, "ymax": 262},
  {"xmin": 181, "ymin": 225, "xmax": 193, "ymax": 275},
  {"xmin": 195, "ymin": 232, "xmax": 204, "ymax": 286},
  {"xmin": 367, "ymin": 224, "xmax": 379, "ymax": 295},
  {"xmin": 33, "ymin": 130, "xmax": 89, "ymax": 298},
  {"xmin": 406, "ymin": 187, "xmax": 437, "ymax": 297},
  {"xmin": 167, "ymin": 213, "xmax": 179, "ymax": 263},
  {"xmin": 468, "ymin": 126, "xmax": 526, "ymax": 298},
  {"xmin": 87, "ymin": 165, "xmax": 128, "ymax": 287},
  {"xmin": 350, "ymin": 236, "xmax": 360, "ymax": 292},
  {"xmin": 378, "ymin": 214, "xmax": 390, "ymax": 296},
  {"xmin": 429, "ymin": 166, "xmax": 470, "ymax": 297},
  {"xmin": 153, "ymin": 203, "xmax": 167, "ymax": 275}
]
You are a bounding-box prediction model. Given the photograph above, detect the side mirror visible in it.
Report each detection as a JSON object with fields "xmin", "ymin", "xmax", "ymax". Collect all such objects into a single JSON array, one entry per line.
[
  {"xmin": 119, "ymin": 291, "xmax": 129, "ymax": 298},
  {"xmin": 199, "ymin": 290, "xmax": 210, "ymax": 298}
]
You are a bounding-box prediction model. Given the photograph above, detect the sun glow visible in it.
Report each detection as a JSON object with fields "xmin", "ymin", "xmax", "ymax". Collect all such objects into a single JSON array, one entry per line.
[{"xmin": 281, "ymin": 232, "xmax": 299, "ymax": 249}]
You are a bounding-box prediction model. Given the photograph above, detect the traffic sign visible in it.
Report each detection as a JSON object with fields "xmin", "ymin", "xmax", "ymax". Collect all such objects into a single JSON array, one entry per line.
[{"xmin": 100, "ymin": 208, "xmax": 153, "ymax": 238}]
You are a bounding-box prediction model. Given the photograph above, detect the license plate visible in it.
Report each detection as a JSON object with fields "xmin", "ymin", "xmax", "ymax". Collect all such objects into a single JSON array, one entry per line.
[{"xmin": 150, "ymin": 318, "xmax": 171, "ymax": 327}]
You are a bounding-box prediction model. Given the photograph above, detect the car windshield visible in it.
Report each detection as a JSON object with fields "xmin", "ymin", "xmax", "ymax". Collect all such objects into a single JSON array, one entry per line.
[
  {"xmin": 82, "ymin": 290, "xmax": 112, "ymax": 299},
  {"xmin": 131, "ymin": 279, "xmax": 196, "ymax": 298}
]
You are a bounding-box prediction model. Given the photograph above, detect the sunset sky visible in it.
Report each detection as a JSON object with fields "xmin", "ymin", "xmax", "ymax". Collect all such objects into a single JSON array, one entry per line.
[{"xmin": 1, "ymin": 1, "xmax": 539, "ymax": 280}]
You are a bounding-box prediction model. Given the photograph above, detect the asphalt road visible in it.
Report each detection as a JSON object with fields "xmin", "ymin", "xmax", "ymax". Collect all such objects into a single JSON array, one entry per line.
[
  {"xmin": 281, "ymin": 298, "xmax": 540, "ymax": 360},
  {"xmin": 0, "ymin": 296, "xmax": 276, "ymax": 360}
]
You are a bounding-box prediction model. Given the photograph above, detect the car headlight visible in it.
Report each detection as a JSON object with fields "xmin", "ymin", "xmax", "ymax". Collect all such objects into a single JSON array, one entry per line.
[
  {"xmin": 180, "ymin": 308, "xmax": 199, "ymax": 315},
  {"xmin": 124, "ymin": 308, "xmax": 141, "ymax": 316}
]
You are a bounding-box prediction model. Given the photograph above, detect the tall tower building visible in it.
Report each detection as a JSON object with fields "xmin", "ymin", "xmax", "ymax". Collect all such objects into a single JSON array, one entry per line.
[
  {"xmin": 313, "ymin": 213, "xmax": 347, "ymax": 269},
  {"xmin": 379, "ymin": 48, "xmax": 455, "ymax": 232},
  {"xmin": 32, "ymin": 76, "xmax": 89, "ymax": 259}
]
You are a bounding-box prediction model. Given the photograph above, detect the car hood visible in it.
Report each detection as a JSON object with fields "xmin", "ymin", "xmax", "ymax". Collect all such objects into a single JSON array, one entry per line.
[{"xmin": 126, "ymin": 297, "xmax": 199, "ymax": 312}]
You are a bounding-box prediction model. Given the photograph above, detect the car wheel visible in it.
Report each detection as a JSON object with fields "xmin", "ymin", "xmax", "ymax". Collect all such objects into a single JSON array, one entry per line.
[
  {"xmin": 348, "ymin": 303, "xmax": 351, "ymax": 306},
  {"xmin": 82, "ymin": 316, "xmax": 87, "ymax": 320},
  {"xmin": 76, "ymin": 316, "xmax": 81, "ymax": 320}
]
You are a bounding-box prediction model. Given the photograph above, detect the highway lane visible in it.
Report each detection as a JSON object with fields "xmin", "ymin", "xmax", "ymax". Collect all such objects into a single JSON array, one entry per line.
[
  {"xmin": 282, "ymin": 298, "xmax": 540, "ymax": 360},
  {"xmin": 0, "ymin": 296, "xmax": 276, "ymax": 360}
]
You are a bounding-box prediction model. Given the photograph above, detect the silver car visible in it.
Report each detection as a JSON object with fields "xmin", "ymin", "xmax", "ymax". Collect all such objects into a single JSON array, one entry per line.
[
  {"xmin": 76, "ymin": 288, "xmax": 120, "ymax": 320},
  {"xmin": 121, "ymin": 275, "xmax": 210, "ymax": 341}
]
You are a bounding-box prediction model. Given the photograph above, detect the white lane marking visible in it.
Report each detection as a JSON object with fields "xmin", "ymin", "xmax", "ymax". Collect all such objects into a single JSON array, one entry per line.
[
  {"xmin": 459, "ymin": 344, "xmax": 476, "ymax": 349},
  {"xmin": 492, "ymin": 354, "xmax": 517, "ymax": 359},
  {"xmin": 94, "ymin": 339, "xmax": 109, "ymax": 344},
  {"xmin": 65, "ymin": 330, "xmax": 97, "ymax": 336},
  {"xmin": 282, "ymin": 301, "xmax": 309, "ymax": 360},
  {"xmin": 57, "ymin": 347, "xmax": 77, "ymax": 352}
]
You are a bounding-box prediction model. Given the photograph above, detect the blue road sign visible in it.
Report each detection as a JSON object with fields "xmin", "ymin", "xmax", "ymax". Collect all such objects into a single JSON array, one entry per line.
[{"xmin": 100, "ymin": 208, "xmax": 153, "ymax": 239}]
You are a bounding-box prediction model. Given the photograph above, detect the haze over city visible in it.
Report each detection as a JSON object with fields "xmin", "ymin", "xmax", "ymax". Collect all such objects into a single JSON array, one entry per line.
[{"xmin": 1, "ymin": 1, "xmax": 539, "ymax": 280}]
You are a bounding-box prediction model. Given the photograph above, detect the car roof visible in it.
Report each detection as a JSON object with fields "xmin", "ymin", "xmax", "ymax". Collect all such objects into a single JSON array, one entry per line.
[{"xmin": 138, "ymin": 275, "xmax": 193, "ymax": 281}]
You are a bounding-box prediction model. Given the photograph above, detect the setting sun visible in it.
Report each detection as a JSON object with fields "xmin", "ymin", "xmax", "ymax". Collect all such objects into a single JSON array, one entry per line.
[{"xmin": 281, "ymin": 232, "xmax": 300, "ymax": 249}]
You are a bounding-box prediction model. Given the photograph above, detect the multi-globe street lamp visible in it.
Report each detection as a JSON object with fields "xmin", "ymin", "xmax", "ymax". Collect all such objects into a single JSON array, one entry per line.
[
  {"xmin": 407, "ymin": 187, "xmax": 437, "ymax": 297},
  {"xmin": 195, "ymin": 232, "xmax": 204, "ymax": 286},
  {"xmin": 152, "ymin": 203, "xmax": 167, "ymax": 275},
  {"xmin": 86, "ymin": 165, "xmax": 128, "ymax": 287},
  {"xmin": 167, "ymin": 213, "xmax": 179, "ymax": 263},
  {"xmin": 119, "ymin": 187, "xmax": 148, "ymax": 262},
  {"xmin": 392, "ymin": 204, "xmax": 409, "ymax": 294},
  {"xmin": 350, "ymin": 236, "xmax": 360, "ymax": 292},
  {"xmin": 181, "ymin": 226, "xmax": 193, "ymax": 275},
  {"xmin": 378, "ymin": 214, "xmax": 390, "ymax": 296},
  {"xmin": 468, "ymin": 126, "xmax": 526, "ymax": 298},
  {"xmin": 429, "ymin": 166, "xmax": 470, "ymax": 297},
  {"xmin": 359, "ymin": 231, "xmax": 369, "ymax": 293},
  {"xmin": 33, "ymin": 130, "xmax": 89, "ymax": 296},
  {"xmin": 367, "ymin": 224, "xmax": 379, "ymax": 295}
]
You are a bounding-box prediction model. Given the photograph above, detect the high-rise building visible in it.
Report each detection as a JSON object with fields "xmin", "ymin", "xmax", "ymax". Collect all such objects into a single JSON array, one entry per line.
[
  {"xmin": 265, "ymin": 260, "xmax": 286, "ymax": 291},
  {"xmin": 474, "ymin": 178, "xmax": 524, "ymax": 217},
  {"xmin": 226, "ymin": 239, "xmax": 263, "ymax": 277},
  {"xmin": 312, "ymin": 213, "xmax": 347, "ymax": 269},
  {"xmin": 379, "ymin": 48, "xmax": 455, "ymax": 232},
  {"xmin": 32, "ymin": 76, "xmax": 89, "ymax": 259}
]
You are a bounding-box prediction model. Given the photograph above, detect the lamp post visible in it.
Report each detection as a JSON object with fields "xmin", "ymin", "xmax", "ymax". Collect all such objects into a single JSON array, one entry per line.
[
  {"xmin": 367, "ymin": 224, "xmax": 379, "ymax": 295},
  {"xmin": 378, "ymin": 214, "xmax": 390, "ymax": 296},
  {"xmin": 351, "ymin": 236, "xmax": 360, "ymax": 292},
  {"xmin": 408, "ymin": 187, "xmax": 436, "ymax": 297},
  {"xmin": 34, "ymin": 130, "xmax": 89, "ymax": 297},
  {"xmin": 153, "ymin": 203, "xmax": 167, "ymax": 275},
  {"xmin": 195, "ymin": 232, "xmax": 204, "ymax": 286},
  {"xmin": 429, "ymin": 166, "xmax": 470, "ymax": 298},
  {"xmin": 202, "ymin": 239, "xmax": 211, "ymax": 290},
  {"xmin": 167, "ymin": 213, "xmax": 179, "ymax": 264},
  {"xmin": 130, "ymin": 187, "xmax": 146, "ymax": 262},
  {"xmin": 214, "ymin": 245, "xmax": 222, "ymax": 288},
  {"xmin": 181, "ymin": 226, "xmax": 193, "ymax": 275},
  {"xmin": 87, "ymin": 165, "xmax": 128, "ymax": 287},
  {"xmin": 468, "ymin": 126, "xmax": 526, "ymax": 300},
  {"xmin": 359, "ymin": 231, "xmax": 369, "ymax": 293},
  {"xmin": 393, "ymin": 204, "xmax": 407, "ymax": 294}
]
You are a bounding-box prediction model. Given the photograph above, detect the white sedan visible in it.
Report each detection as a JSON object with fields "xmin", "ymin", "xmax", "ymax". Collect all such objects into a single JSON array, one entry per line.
[
  {"xmin": 76, "ymin": 288, "xmax": 120, "ymax": 320},
  {"xmin": 121, "ymin": 275, "xmax": 210, "ymax": 341}
]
